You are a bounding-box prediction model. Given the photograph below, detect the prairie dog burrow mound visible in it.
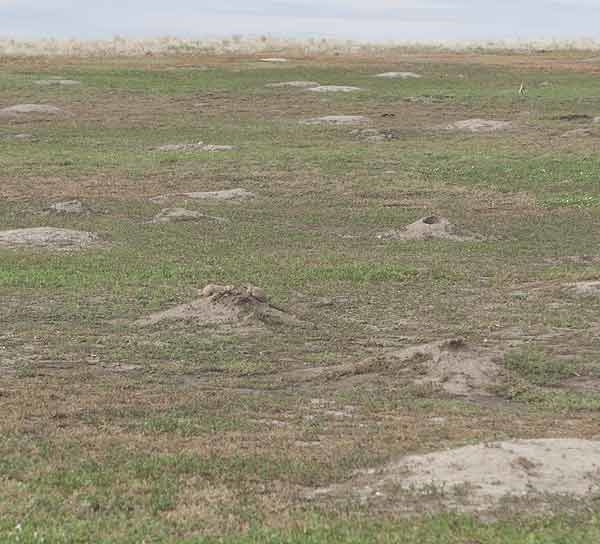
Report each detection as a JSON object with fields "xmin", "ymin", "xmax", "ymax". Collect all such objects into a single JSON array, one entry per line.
[
  {"xmin": 136, "ymin": 284, "xmax": 304, "ymax": 328},
  {"xmin": 377, "ymin": 215, "xmax": 479, "ymax": 242}
]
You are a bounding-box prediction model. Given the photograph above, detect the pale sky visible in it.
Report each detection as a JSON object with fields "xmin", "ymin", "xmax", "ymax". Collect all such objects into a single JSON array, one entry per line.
[{"xmin": 1, "ymin": 0, "xmax": 599, "ymax": 42}]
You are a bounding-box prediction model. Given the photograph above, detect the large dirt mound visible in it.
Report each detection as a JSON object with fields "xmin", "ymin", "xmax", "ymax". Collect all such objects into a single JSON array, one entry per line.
[
  {"xmin": 377, "ymin": 215, "xmax": 476, "ymax": 241},
  {"xmin": 0, "ymin": 104, "xmax": 65, "ymax": 117},
  {"xmin": 0, "ymin": 227, "xmax": 98, "ymax": 250},
  {"xmin": 150, "ymin": 188, "xmax": 255, "ymax": 203},
  {"xmin": 136, "ymin": 284, "xmax": 302, "ymax": 327},
  {"xmin": 442, "ymin": 119, "xmax": 512, "ymax": 132},
  {"xmin": 312, "ymin": 439, "xmax": 600, "ymax": 513},
  {"xmin": 301, "ymin": 115, "xmax": 369, "ymax": 126}
]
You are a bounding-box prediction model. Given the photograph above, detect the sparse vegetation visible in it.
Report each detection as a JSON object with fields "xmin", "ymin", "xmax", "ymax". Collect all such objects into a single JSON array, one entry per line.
[{"xmin": 1, "ymin": 46, "xmax": 600, "ymax": 542}]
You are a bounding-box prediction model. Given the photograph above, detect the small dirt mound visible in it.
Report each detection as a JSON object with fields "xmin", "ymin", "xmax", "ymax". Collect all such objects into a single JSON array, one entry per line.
[
  {"xmin": 35, "ymin": 79, "xmax": 81, "ymax": 86},
  {"xmin": 312, "ymin": 439, "xmax": 600, "ymax": 513},
  {"xmin": 377, "ymin": 216, "xmax": 477, "ymax": 241},
  {"xmin": 48, "ymin": 200, "xmax": 87, "ymax": 214},
  {"xmin": 136, "ymin": 284, "xmax": 301, "ymax": 327},
  {"xmin": 307, "ymin": 85, "xmax": 362, "ymax": 93},
  {"xmin": 375, "ymin": 72, "xmax": 422, "ymax": 79},
  {"xmin": 150, "ymin": 188, "xmax": 255, "ymax": 203},
  {"xmin": 260, "ymin": 58, "xmax": 288, "ymax": 63},
  {"xmin": 561, "ymin": 128, "xmax": 595, "ymax": 138},
  {"xmin": 266, "ymin": 81, "xmax": 319, "ymax": 88},
  {"xmin": 155, "ymin": 142, "xmax": 234, "ymax": 152},
  {"xmin": 0, "ymin": 227, "xmax": 98, "ymax": 250},
  {"xmin": 566, "ymin": 281, "xmax": 600, "ymax": 296},
  {"xmin": 301, "ymin": 115, "xmax": 369, "ymax": 126},
  {"xmin": 351, "ymin": 128, "xmax": 402, "ymax": 143},
  {"xmin": 0, "ymin": 104, "xmax": 65, "ymax": 117},
  {"xmin": 149, "ymin": 208, "xmax": 226, "ymax": 224},
  {"xmin": 0, "ymin": 133, "xmax": 35, "ymax": 141},
  {"xmin": 442, "ymin": 119, "xmax": 512, "ymax": 132}
]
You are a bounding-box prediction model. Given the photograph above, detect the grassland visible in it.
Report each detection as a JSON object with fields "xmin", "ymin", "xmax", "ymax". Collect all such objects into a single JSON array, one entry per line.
[{"xmin": 1, "ymin": 49, "xmax": 600, "ymax": 542}]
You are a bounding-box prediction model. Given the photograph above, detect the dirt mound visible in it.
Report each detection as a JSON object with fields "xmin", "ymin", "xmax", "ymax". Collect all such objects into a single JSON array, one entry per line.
[
  {"xmin": 301, "ymin": 115, "xmax": 369, "ymax": 126},
  {"xmin": 566, "ymin": 281, "xmax": 600, "ymax": 296},
  {"xmin": 155, "ymin": 142, "xmax": 234, "ymax": 152},
  {"xmin": 150, "ymin": 208, "xmax": 227, "ymax": 224},
  {"xmin": 150, "ymin": 188, "xmax": 255, "ymax": 203},
  {"xmin": 0, "ymin": 227, "xmax": 98, "ymax": 250},
  {"xmin": 136, "ymin": 284, "xmax": 301, "ymax": 327},
  {"xmin": 266, "ymin": 81, "xmax": 319, "ymax": 88},
  {"xmin": 351, "ymin": 128, "xmax": 401, "ymax": 143},
  {"xmin": 0, "ymin": 133, "xmax": 35, "ymax": 141},
  {"xmin": 312, "ymin": 439, "xmax": 600, "ymax": 513},
  {"xmin": 375, "ymin": 72, "xmax": 422, "ymax": 79},
  {"xmin": 260, "ymin": 58, "xmax": 288, "ymax": 63},
  {"xmin": 377, "ymin": 215, "xmax": 477, "ymax": 241},
  {"xmin": 48, "ymin": 200, "xmax": 87, "ymax": 214},
  {"xmin": 442, "ymin": 119, "xmax": 512, "ymax": 132},
  {"xmin": 0, "ymin": 104, "xmax": 65, "ymax": 117},
  {"xmin": 307, "ymin": 85, "xmax": 362, "ymax": 93},
  {"xmin": 561, "ymin": 128, "xmax": 595, "ymax": 138},
  {"xmin": 34, "ymin": 79, "xmax": 81, "ymax": 86}
]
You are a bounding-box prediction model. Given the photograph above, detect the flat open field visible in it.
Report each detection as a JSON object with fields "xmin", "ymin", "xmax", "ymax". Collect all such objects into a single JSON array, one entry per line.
[{"xmin": 2, "ymin": 49, "xmax": 600, "ymax": 543}]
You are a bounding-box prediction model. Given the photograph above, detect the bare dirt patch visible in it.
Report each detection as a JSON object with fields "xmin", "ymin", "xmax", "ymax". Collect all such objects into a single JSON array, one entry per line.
[
  {"xmin": 307, "ymin": 85, "xmax": 362, "ymax": 93},
  {"xmin": 149, "ymin": 208, "xmax": 226, "ymax": 224},
  {"xmin": 0, "ymin": 104, "xmax": 66, "ymax": 117},
  {"xmin": 0, "ymin": 227, "xmax": 99, "ymax": 250},
  {"xmin": 154, "ymin": 142, "xmax": 235, "ymax": 152},
  {"xmin": 301, "ymin": 115, "xmax": 370, "ymax": 126},
  {"xmin": 311, "ymin": 439, "xmax": 600, "ymax": 513},
  {"xmin": 375, "ymin": 72, "xmax": 422, "ymax": 79},
  {"xmin": 0, "ymin": 133, "xmax": 35, "ymax": 141},
  {"xmin": 34, "ymin": 79, "xmax": 81, "ymax": 86},
  {"xmin": 150, "ymin": 188, "xmax": 255, "ymax": 203},
  {"xmin": 565, "ymin": 281, "xmax": 600, "ymax": 296},
  {"xmin": 266, "ymin": 81, "xmax": 319, "ymax": 88},
  {"xmin": 377, "ymin": 215, "xmax": 478, "ymax": 241},
  {"xmin": 136, "ymin": 284, "xmax": 302, "ymax": 328},
  {"xmin": 47, "ymin": 200, "xmax": 88, "ymax": 214},
  {"xmin": 442, "ymin": 119, "xmax": 512, "ymax": 132}
]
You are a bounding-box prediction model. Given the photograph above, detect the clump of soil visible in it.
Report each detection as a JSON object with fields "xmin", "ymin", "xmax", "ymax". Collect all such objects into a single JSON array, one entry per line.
[
  {"xmin": 136, "ymin": 284, "xmax": 302, "ymax": 327},
  {"xmin": 149, "ymin": 208, "xmax": 227, "ymax": 224},
  {"xmin": 48, "ymin": 200, "xmax": 88, "ymax": 214},
  {"xmin": 0, "ymin": 227, "xmax": 99, "ymax": 250},
  {"xmin": 307, "ymin": 85, "xmax": 362, "ymax": 93},
  {"xmin": 34, "ymin": 79, "xmax": 81, "ymax": 86},
  {"xmin": 377, "ymin": 215, "xmax": 477, "ymax": 241},
  {"xmin": 301, "ymin": 115, "xmax": 370, "ymax": 126},
  {"xmin": 155, "ymin": 142, "xmax": 234, "ymax": 152},
  {"xmin": 375, "ymin": 72, "xmax": 422, "ymax": 79},
  {"xmin": 311, "ymin": 439, "xmax": 600, "ymax": 513},
  {"xmin": 0, "ymin": 104, "xmax": 66, "ymax": 117},
  {"xmin": 150, "ymin": 188, "xmax": 255, "ymax": 203},
  {"xmin": 266, "ymin": 81, "xmax": 319, "ymax": 88},
  {"xmin": 442, "ymin": 119, "xmax": 512, "ymax": 132}
]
